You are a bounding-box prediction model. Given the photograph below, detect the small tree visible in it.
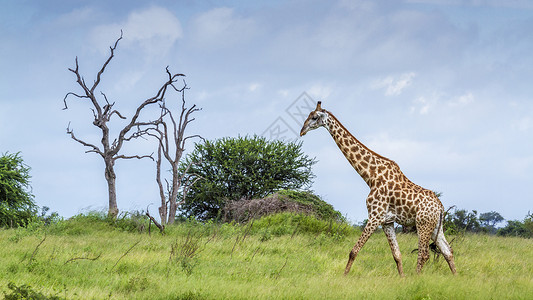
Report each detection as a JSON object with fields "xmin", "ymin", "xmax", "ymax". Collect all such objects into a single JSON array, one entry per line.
[
  {"xmin": 63, "ymin": 32, "xmax": 185, "ymax": 218},
  {"xmin": 179, "ymin": 136, "xmax": 317, "ymax": 220},
  {"xmin": 479, "ymin": 211, "xmax": 504, "ymax": 233},
  {"xmin": 0, "ymin": 152, "xmax": 36, "ymax": 227}
]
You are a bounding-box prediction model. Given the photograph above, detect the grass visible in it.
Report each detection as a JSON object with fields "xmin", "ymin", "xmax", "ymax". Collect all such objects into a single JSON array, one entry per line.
[{"xmin": 1, "ymin": 214, "xmax": 532, "ymax": 299}]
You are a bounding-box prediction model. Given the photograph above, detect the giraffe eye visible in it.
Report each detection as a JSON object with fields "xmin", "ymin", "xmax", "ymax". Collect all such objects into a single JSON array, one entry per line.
[{"xmin": 312, "ymin": 115, "xmax": 319, "ymax": 120}]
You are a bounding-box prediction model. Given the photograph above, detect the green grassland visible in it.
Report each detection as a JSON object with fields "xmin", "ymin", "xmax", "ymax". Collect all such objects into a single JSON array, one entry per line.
[{"xmin": 1, "ymin": 214, "xmax": 532, "ymax": 299}]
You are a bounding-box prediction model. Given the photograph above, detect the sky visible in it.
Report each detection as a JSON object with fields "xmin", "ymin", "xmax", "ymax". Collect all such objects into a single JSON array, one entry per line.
[{"xmin": 1, "ymin": 0, "xmax": 532, "ymax": 223}]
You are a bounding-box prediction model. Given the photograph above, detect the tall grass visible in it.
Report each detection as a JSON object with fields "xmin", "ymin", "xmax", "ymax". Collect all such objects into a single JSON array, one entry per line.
[{"xmin": 1, "ymin": 213, "xmax": 532, "ymax": 299}]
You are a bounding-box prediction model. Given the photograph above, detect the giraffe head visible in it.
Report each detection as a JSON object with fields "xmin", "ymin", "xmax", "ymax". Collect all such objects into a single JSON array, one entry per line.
[{"xmin": 300, "ymin": 101, "xmax": 329, "ymax": 136}]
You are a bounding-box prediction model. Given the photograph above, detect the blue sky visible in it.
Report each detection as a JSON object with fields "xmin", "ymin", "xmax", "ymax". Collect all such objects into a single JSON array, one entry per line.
[{"xmin": 1, "ymin": 0, "xmax": 532, "ymax": 223}]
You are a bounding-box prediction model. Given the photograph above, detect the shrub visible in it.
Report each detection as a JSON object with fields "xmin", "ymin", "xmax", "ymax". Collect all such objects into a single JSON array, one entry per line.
[
  {"xmin": 498, "ymin": 212, "xmax": 533, "ymax": 238},
  {"xmin": 46, "ymin": 210, "xmax": 148, "ymax": 235},
  {"xmin": 250, "ymin": 212, "xmax": 355, "ymax": 238},
  {"xmin": 178, "ymin": 136, "xmax": 317, "ymax": 220},
  {"xmin": 0, "ymin": 152, "xmax": 37, "ymax": 227},
  {"xmin": 3, "ymin": 282, "xmax": 62, "ymax": 300}
]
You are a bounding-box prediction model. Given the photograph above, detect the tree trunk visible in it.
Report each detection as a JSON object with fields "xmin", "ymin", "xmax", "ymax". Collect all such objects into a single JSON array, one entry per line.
[
  {"xmin": 105, "ymin": 159, "xmax": 118, "ymax": 218},
  {"xmin": 166, "ymin": 167, "xmax": 179, "ymax": 224},
  {"xmin": 156, "ymin": 145, "xmax": 168, "ymax": 225}
]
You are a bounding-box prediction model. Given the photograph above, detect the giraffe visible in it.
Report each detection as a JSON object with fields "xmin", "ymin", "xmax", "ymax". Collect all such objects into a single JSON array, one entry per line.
[{"xmin": 300, "ymin": 101, "xmax": 456, "ymax": 276}]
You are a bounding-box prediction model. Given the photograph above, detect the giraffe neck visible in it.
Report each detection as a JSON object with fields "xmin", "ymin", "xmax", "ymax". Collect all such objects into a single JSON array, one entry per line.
[{"xmin": 325, "ymin": 111, "xmax": 394, "ymax": 187}]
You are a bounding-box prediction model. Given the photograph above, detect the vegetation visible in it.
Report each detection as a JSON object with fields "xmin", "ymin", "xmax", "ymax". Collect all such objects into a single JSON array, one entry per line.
[
  {"xmin": 497, "ymin": 212, "xmax": 533, "ymax": 238},
  {"xmin": 443, "ymin": 207, "xmax": 533, "ymax": 238},
  {"xmin": 0, "ymin": 152, "xmax": 36, "ymax": 228},
  {"xmin": 1, "ymin": 212, "xmax": 532, "ymax": 299},
  {"xmin": 179, "ymin": 136, "xmax": 317, "ymax": 220}
]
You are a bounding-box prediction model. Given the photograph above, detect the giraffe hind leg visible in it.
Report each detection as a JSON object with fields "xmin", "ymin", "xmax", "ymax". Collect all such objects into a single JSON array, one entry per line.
[{"xmin": 434, "ymin": 230, "xmax": 457, "ymax": 274}]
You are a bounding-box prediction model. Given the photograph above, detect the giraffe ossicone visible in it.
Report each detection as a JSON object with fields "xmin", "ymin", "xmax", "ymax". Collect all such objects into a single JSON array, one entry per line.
[{"xmin": 300, "ymin": 101, "xmax": 457, "ymax": 276}]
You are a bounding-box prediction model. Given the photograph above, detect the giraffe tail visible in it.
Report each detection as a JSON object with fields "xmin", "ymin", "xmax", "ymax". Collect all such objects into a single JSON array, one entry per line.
[{"xmin": 435, "ymin": 209, "xmax": 444, "ymax": 238}]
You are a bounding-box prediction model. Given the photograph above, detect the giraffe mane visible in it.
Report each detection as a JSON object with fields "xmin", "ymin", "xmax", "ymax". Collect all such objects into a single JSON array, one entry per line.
[{"xmin": 326, "ymin": 111, "xmax": 394, "ymax": 163}]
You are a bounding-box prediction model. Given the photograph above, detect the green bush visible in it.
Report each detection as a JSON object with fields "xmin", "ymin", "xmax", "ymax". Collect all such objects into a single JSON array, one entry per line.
[
  {"xmin": 178, "ymin": 136, "xmax": 317, "ymax": 220},
  {"xmin": 498, "ymin": 212, "xmax": 533, "ymax": 238},
  {"xmin": 0, "ymin": 152, "xmax": 37, "ymax": 227},
  {"xmin": 45, "ymin": 210, "xmax": 148, "ymax": 235},
  {"xmin": 250, "ymin": 212, "xmax": 355, "ymax": 238},
  {"xmin": 3, "ymin": 282, "xmax": 62, "ymax": 300}
]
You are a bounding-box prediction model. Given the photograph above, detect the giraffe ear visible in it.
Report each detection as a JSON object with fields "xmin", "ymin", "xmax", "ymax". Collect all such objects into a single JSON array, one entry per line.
[{"xmin": 316, "ymin": 101, "xmax": 322, "ymax": 111}]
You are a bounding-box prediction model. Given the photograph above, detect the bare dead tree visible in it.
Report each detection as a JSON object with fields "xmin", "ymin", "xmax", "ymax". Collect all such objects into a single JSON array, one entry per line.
[
  {"xmin": 145, "ymin": 82, "xmax": 202, "ymax": 225},
  {"xmin": 63, "ymin": 31, "xmax": 185, "ymax": 218}
]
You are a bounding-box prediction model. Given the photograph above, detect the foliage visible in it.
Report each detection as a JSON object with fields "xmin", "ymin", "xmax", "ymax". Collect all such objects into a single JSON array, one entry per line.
[
  {"xmin": 250, "ymin": 212, "xmax": 354, "ymax": 238},
  {"xmin": 178, "ymin": 136, "xmax": 317, "ymax": 220},
  {"xmin": 46, "ymin": 210, "xmax": 149, "ymax": 235},
  {"xmin": 443, "ymin": 208, "xmax": 531, "ymax": 237},
  {"xmin": 498, "ymin": 212, "xmax": 533, "ymax": 238},
  {"xmin": 479, "ymin": 211, "xmax": 504, "ymax": 234},
  {"xmin": 443, "ymin": 208, "xmax": 481, "ymax": 234},
  {"xmin": 3, "ymin": 282, "xmax": 63, "ymax": 300},
  {"xmin": 0, "ymin": 152, "xmax": 37, "ymax": 227}
]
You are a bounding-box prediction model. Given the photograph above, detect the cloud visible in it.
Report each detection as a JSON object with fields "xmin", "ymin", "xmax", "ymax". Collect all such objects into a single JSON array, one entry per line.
[
  {"xmin": 307, "ymin": 84, "xmax": 333, "ymax": 100},
  {"xmin": 410, "ymin": 95, "xmax": 435, "ymax": 115},
  {"xmin": 372, "ymin": 72, "xmax": 416, "ymax": 96},
  {"xmin": 90, "ymin": 6, "xmax": 182, "ymax": 57},
  {"xmin": 190, "ymin": 7, "xmax": 257, "ymax": 49},
  {"xmin": 448, "ymin": 91, "xmax": 474, "ymax": 107}
]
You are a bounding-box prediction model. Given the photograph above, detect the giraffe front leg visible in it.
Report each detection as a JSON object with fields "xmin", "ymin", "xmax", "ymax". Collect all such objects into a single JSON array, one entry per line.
[
  {"xmin": 344, "ymin": 219, "xmax": 379, "ymax": 275},
  {"xmin": 383, "ymin": 223, "xmax": 404, "ymax": 277}
]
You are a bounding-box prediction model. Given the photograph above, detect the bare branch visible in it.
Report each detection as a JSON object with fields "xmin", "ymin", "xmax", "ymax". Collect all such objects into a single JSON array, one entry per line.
[
  {"xmin": 66, "ymin": 122, "xmax": 104, "ymax": 157},
  {"xmin": 146, "ymin": 211, "xmax": 165, "ymax": 234},
  {"xmin": 63, "ymin": 92, "xmax": 89, "ymax": 110},
  {"xmin": 111, "ymin": 68, "xmax": 185, "ymax": 157},
  {"xmin": 110, "ymin": 239, "xmax": 141, "ymax": 271},
  {"xmin": 92, "ymin": 30, "xmax": 123, "ymax": 94},
  {"xmin": 109, "ymin": 110, "xmax": 126, "ymax": 120},
  {"xmin": 64, "ymin": 253, "xmax": 102, "ymax": 265},
  {"xmin": 28, "ymin": 235, "xmax": 46, "ymax": 266},
  {"xmin": 115, "ymin": 153, "xmax": 154, "ymax": 161}
]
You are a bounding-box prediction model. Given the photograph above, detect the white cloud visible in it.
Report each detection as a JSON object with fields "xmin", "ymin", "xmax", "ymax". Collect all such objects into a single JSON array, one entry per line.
[
  {"xmin": 372, "ymin": 72, "xmax": 416, "ymax": 96},
  {"xmin": 90, "ymin": 6, "xmax": 182, "ymax": 57},
  {"xmin": 190, "ymin": 7, "xmax": 257, "ymax": 49},
  {"xmin": 410, "ymin": 95, "xmax": 434, "ymax": 115},
  {"xmin": 448, "ymin": 91, "xmax": 474, "ymax": 107},
  {"xmin": 248, "ymin": 83, "xmax": 261, "ymax": 92},
  {"xmin": 307, "ymin": 84, "xmax": 332, "ymax": 100}
]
